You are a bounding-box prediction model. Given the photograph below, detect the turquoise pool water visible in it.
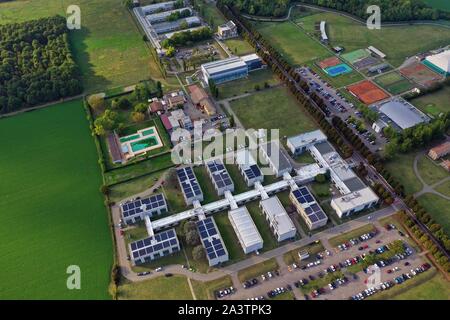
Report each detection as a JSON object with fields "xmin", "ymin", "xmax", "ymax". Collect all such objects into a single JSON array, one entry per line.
[{"xmin": 324, "ymin": 63, "xmax": 353, "ymax": 77}]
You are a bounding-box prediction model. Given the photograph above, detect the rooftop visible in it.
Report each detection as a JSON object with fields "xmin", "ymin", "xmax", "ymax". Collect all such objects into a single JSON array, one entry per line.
[
  {"xmin": 287, "ymin": 129, "xmax": 327, "ymax": 150},
  {"xmin": 228, "ymin": 206, "xmax": 263, "ymax": 249},
  {"xmin": 261, "ymin": 141, "xmax": 292, "ymax": 172},
  {"xmin": 202, "ymin": 56, "xmax": 247, "ymax": 76},
  {"xmin": 377, "ymin": 98, "xmax": 430, "ymax": 130},
  {"xmin": 332, "ymin": 187, "xmax": 379, "ymax": 213},
  {"xmin": 260, "ymin": 196, "xmax": 296, "ymax": 235}
]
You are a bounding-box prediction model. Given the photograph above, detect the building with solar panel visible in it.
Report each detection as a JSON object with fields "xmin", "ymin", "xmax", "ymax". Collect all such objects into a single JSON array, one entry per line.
[
  {"xmin": 259, "ymin": 196, "xmax": 296, "ymax": 242},
  {"xmin": 290, "ymin": 186, "xmax": 328, "ymax": 230},
  {"xmin": 206, "ymin": 160, "xmax": 234, "ymax": 196},
  {"xmin": 235, "ymin": 149, "xmax": 264, "ymax": 187},
  {"xmin": 176, "ymin": 167, "xmax": 204, "ymax": 205},
  {"xmin": 228, "ymin": 206, "xmax": 263, "ymax": 254},
  {"xmin": 129, "ymin": 228, "xmax": 180, "ymax": 265},
  {"xmin": 197, "ymin": 217, "xmax": 229, "ymax": 266},
  {"xmin": 260, "ymin": 141, "xmax": 292, "ymax": 178},
  {"xmin": 120, "ymin": 194, "xmax": 168, "ymax": 224}
]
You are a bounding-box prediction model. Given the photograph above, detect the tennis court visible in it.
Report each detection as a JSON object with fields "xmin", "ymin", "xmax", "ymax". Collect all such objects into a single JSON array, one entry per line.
[
  {"xmin": 341, "ymin": 49, "xmax": 371, "ymax": 64},
  {"xmin": 374, "ymin": 72, "xmax": 414, "ymax": 95},
  {"xmin": 400, "ymin": 62, "xmax": 442, "ymax": 88},
  {"xmin": 347, "ymin": 80, "xmax": 390, "ymax": 105},
  {"xmin": 324, "ymin": 63, "xmax": 353, "ymax": 77},
  {"xmin": 318, "ymin": 56, "xmax": 341, "ymax": 69}
]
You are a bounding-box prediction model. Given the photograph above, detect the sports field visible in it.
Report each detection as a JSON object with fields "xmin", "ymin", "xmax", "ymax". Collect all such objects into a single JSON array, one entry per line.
[
  {"xmin": 347, "ymin": 80, "xmax": 390, "ymax": 105},
  {"xmin": 374, "ymin": 72, "xmax": 415, "ymax": 95},
  {"xmin": 411, "ymin": 85, "xmax": 450, "ymax": 117},
  {"xmin": 296, "ymin": 11, "xmax": 450, "ymax": 67},
  {"xmin": 255, "ymin": 21, "xmax": 330, "ymax": 66},
  {"xmin": 0, "ymin": 0, "xmax": 156, "ymax": 92},
  {"xmin": 230, "ymin": 87, "xmax": 318, "ymax": 138},
  {"xmin": 0, "ymin": 100, "xmax": 113, "ymax": 299},
  {"xmin": 400, "ymin": 62, "xmax": 443, "ymax": 88}
]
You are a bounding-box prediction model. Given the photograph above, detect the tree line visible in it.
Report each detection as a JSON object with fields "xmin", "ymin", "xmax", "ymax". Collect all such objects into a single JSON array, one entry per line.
[
  {"xmin": 0, "ymin": 15, "xmax": 82, "ymax": 114},
  {"xmin": 221, "ymin": 0, "xmax": 290, "ymax": 17}
]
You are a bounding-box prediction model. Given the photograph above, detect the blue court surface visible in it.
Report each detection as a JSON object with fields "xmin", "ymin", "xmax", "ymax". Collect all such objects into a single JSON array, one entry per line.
[{"xmin": 324, "ymin": 63, "xmax": 353, "ymax": 77}]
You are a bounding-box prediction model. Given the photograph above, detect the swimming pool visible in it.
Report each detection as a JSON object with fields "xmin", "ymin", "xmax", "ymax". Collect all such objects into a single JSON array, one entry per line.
[
  {"xmin": 130, "ymin": 137, "xmax": 158, "ymax": 153},
  {"xmin": 324, "ymin": 63, "xmax": 353, "ymax": 77}
]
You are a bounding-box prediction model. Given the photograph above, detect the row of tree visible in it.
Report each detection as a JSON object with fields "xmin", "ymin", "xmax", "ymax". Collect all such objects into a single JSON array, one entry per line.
[
  {"xmin": 221, "ymin": 0, "xmax": 290, "ymax": 17},
  {"xmin": 161, "ymin": 27, "xmax": 213, "ymax": 49},
  {"xmin": 0, "ymin": 15, "xmax": 82, "ymax": 114}
]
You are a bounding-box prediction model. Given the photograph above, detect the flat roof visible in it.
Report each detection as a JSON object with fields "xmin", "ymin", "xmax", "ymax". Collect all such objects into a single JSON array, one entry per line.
[
  {"xmin": 287, "ymin": 130, "xmax": 327, "ymax": 150},
  {"xmin": 240, "ymin": 53, "xmax": 261, "ymax": 63},
  {"xmin": 343, "ymin": 176, "xmax": 367, "ymax": 192},
  {"xmin": 425, "ymin": 50, "xmax": 450, "ymax": 73},
  {"xmin": 292, "ymin": 187, "xmax": 327, "ymax": 223},
  {"xmin": 378, "ymin": 98, "xmax": 430, "ymax": 130},
  {"xmin": 261, "ymin": 141, "xmax": 292, "ymax": 172},
  {"xmin": 229, "ymin": 207, "xmax": 263, "ymax": 249},
  {"xmin": 260, "ymin": 196, "xmax": 296, "ymax": 235},
  {"xmin": 202, "ymin": 57, "xmax": 247, "ymax": 76},
  {"xmin": 314, "ymin": 140, "xmax": 335, "ymax": 155},
  {"xmin": 332, "ymin": 187, "xmax": 379, "ymax": 212}
]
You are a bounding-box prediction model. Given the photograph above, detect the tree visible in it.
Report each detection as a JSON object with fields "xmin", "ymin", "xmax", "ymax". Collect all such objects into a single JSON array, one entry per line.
[
  {"xmin": 88, "ymin": 95, "xmax": 106, "ymax": 111},
  {"xmin": 134, "ymin": 103, "xmax": 148, "ymax": 114},
  {"xmin": 166, "ymin": 46, "xmax": 176, "ymax": 57},
  {"xmin": 131, "ymin": 111, "xmax": 145, "ymax": 123},
  {"xmin": 192, "ymin": 245, "xmax": 205, "ymax": 261},
  {"xmin": 117, "ymin": 97, "xmax": 132, "ymax": 110},
  {"xmin": 185, "ymin": 230, "xmax": 200, "ymax": 246},
  {"xmin": 183, "ymin": 221, "xmax": 197, "ymax": 234}
]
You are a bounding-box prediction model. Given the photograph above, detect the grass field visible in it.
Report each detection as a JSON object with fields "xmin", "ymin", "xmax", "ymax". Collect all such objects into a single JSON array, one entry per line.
[
  {"xmin": 246, "ymin": 202, "xmax": 279, "ymax": 252},
  {"xmin": 230, "ymin": 87, "xmax": 318, "ymax": 138},
  {"xmin": 328, "ymin": 224, "xmax": 376, "ymax": 247},
  {"xmin": 109, "ymin": 171, "xmax": 164, "ymax": 202},
  {"xmin": 435, "ymin": 180, "xmax": 450, "ymax": 197},
  {"xmin": 224, "ymin": 38, "xmax": 254, "ymax": 56},
  {"xmin": 374, "ymin": 72, "xmax": 414, "ymax": 95},
  {"xmin": 118, "ymin": 276, "xmax": 193, "ymax": 300},
  {"xmin": 0, "ymin": 0, "xmax": 160, "ymax": 92},
  {"xmin": 385, "ymin": 153, "xmax": 423, "ymax": 194},
  {"xmin": 218, "ymin": 69, "xmax": 280, "ymax": 99},
  {"xmin": 237, "ymin": 258, "xmax": 279, "ymax": 283},
  {"xmin": 255, "ymin": 21, "xmax": 330, "ymax": 66},
  {"xmin": 283, "ymin": 241, "xmax": 324, "ymax": 265},
  {"xmin": 191, "ymin": 276, "xmax": 233, "ymax": 300},
  {"xmin": 418, "ymin": 193, "xmax": 450, "ymax": 235},
  {"xmin": 0, "ymin": 100, "xmax": 112, "ymax": 299},
  {"xmin": 296, "ymin": 11, "xmax": 450, "ymax": 67},
  {"xmin": 417, "ymin": 155, "xmax": 449, "ymax": 186},
  {"xmin": 410, "ymin": 85, "xmax": 450, "ymax": 117}
]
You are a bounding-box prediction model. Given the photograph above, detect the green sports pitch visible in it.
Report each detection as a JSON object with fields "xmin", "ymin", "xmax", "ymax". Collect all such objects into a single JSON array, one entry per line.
[
  {"xmin": 374, "ymin": 72, "xmax": 414, "ymax": 95},
  {"xmin": 0, "ymin": 100, "xmax": 113, "ymax": 299}
]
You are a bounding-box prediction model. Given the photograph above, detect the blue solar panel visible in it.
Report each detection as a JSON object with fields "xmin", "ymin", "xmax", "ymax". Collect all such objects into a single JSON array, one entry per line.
[
  {"xmin": 196, "ymin": 217, "xmax": 228, "ymax": 263},
  {"xmin": 121, "ymin": 194, "xmax": 167, "ymax": 218},
  {"xmin": 206, "ymin": 160, "xmax": 234, "ymax": 190},
  {"xmin": 177, "ymin": 167, "xmax": 203, "ymax": 201},
  {"xmin": 129, "ymin": 228, "xmax": 179, "ymax": 260},
  {"xmin": 292, "ymin": 187, "xmax": 327, "ymax": 223}
]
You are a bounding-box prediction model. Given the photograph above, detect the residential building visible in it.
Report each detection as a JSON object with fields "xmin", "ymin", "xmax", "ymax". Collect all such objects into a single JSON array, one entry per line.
[
  {"xmin": 259, "ymin": 141, "xmax": 292, "ymax": 178},
  {"xmin": 120, "ymin": 194, "xmax": 168, "ymax": 224},
  {"xmin": 287, "ymin": 130, "xmax": 327, "ymax": 156},
  {"xmin": 217, "ymin": 20, "xmax": 238, "ymax": 39}
]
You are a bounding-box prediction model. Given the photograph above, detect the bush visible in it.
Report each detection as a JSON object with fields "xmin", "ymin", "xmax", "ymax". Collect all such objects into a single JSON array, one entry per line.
[{"xmin": 192, "ymin": 245, "xmax": 205, "ymax": 261}]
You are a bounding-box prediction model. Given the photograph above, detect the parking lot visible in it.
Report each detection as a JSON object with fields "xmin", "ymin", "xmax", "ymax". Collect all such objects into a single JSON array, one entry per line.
[{"xmin": 221, "ymin": 223, "xmax": 429, "ymax": 300}]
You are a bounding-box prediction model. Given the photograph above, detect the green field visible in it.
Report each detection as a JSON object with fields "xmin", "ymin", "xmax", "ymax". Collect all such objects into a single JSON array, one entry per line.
[
  {"xmin": 218, "ymin": 69, "xmax": 280, "ymax": 99},
  {"xmin": 328, "ymin": 224, "xmax": 376, "ymax": 247},
  {"xmin": 191, "ymin": 276, "xmax": 233, "ymax": 300},
  {"xmin": 255, "ymin": 21, "xmax": 330, "ymax": 65},
  {"xmin": 410, "ymin": 85, "xmax": 450, "ymax": 117},
  {"xmin": 0, "ymin": 100, "xmax": 112, "ymax": 299},
  {"xmin": 418, "ymin": 193, "xmax": 450, "ymax": 235},
  {"xmin": 118, "ymin": 276, "xmax": 193, "ymax": 300},
  {"xmin": 417, "ymin": 155, "xmax": 449, "ymax": 186},
  {"xmin": 0, "ymin": 0, "xmax": 157, "ymax": 92},
  {"xmin": 230, "ymin": 87, "xmax": 318, "ymax": 138},
  {"xmin": 296, "ymin": 11, "xmax": 450, "ymax": 67},
  {"xmin": 385, "ymin": 153, "xmax": 423, "ymax": 194},
  {"xmin": 224, "ymin": 38, "xmax": 255, "ymax": 56},
  {"xmin": 423, "ymin": 0, "xmax": 450, "ymax": 12},
  {"xmin": 237, "ymin": 258, "xmax": 279, "ymax": 282},
  {"xmin": 436, "ymin": 180, "xmax": 450, "ymax": 197},
  {"xmin": 374, "ymin": 72, "xmax": 414, "ymax": 95}
]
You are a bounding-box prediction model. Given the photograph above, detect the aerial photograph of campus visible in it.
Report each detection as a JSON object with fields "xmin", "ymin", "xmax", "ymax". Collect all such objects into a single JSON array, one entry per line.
[{"xmin": 1, "ymin": 0, "xmax": 450, "ymax": 304}]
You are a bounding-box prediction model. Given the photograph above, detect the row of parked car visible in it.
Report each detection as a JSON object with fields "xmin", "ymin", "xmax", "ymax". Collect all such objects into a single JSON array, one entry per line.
[
  {"xmin": 215, "ymin": 286, "xmax": 235, "ymax": 299},
  {"xmin": 337, "ymin": 231, "xmax": 377, "ymax": 251},
  {"xmin": 242, "ymin": 278, "xmax": 258, "ymax": 289},
  {"xmin": 267, "ymin": 287, "xmax": 288, "ymax": 298}
]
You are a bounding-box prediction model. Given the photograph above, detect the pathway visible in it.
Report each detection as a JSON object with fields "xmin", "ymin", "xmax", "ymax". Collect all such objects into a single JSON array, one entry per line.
[{"xmin": 413, "ymin": 153, "xmax": 450, "ymax": 200}]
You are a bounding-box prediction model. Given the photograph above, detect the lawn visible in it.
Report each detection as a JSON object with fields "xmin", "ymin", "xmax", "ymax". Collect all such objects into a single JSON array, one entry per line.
[
  {"xmin": 410, "ymin": 85, "xmax": 450, "ymax": 117},
  {"xmin": 385, "ymin": 152, "xmax": 423, "ymax": 195},
  {"xmin": 118, "ymin": 276, "xmax": 193, "ymax": 300},
  {"xmin": 225, "ymin": 164, "xmax": 251, "ymax": 194},
  {"xmin": 230, "ymin": 87, "xmax": 318, "ymax": 138},
  {"xmin": 193, "ymin": 166, "xmax": 221, "ymax": 204},
  {"xmin": 214, "ymin": 212, "xmax": 247, "ymax": 263},
  {"xmin": 418, "ymin": 193, "xmax": 450, "ymax": 235},
  {"xmin": 270, "ymin": 291, "xmax": 295, "ymax": 300},
  {"xmin": 246, "ymin": 202, "xmax": 279, "ymax": 252},
  {"xmin": 417, "ymin": 155, "xmax": 449, "ymax": 186},
  {"xmin": 328, "ymin": 224, "xmax": 376, "ymax": 247},
  {"xmin": 436, "ymin": 180, "xmax": 450, "ymax": 197},
  {"xmin": 237, "ymin": 258, "xmax": 279, "ymax": 283},
  {"xmin": 0, "ymin": 0, "xmax": 159, "ymax": 92},
  {"xmin": 218, "ymin": 69, "xmax": 280, "ymax": 99},
  {"xmin": 224, "ymin": 38, "xmax": 254, "ymax": 56},
  {"xmin": 374, "ymin": 72, "xmax": 414, "ymax": 95},
  {"xmin": 283, "ymin": 241, "xmax": 324, "ymax": 265},
  {"xmin": 191, "ymin": 276, "xmax": 233, "ymax": 300},
  {"xmin": 0, "ymin": 100, "xmax": 112, "ymax": 299},
  {"xmin": 108, "ymin": 171, "xmax": 164, "ymax": 202},
  {"xmin": 296, "ymin": 11, "xmax": 450, "ymax": 67},
  {"xmin": 255, "ymin": 21, "xmax": 330, "ymax": 66}
]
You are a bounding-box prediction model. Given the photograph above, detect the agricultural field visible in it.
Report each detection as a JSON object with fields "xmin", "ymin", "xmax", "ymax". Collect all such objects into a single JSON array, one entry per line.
[
  {"xmin": 230, "ymin": 87, "xmax": 318, "ymax": 138},
  {"xmin": 0, "ymin": 100, "xmax": 112, "ymax": 299},
  {"xmin": 296, "ymin": 11, "xmax": 450, "ymax": 67},
  {"xmin": 0, "ymin": 0, "xmax": 160, "ymax": 92},
  {"xmin": 410, "ymin": 85, "xmax": 450, "ymax": 117},
  {"xmin": 374, "ymin": 72, "xmax": 415, "ymax": 95},
  {"xmin": 255, "ymin": 21, "xmax": 330, "ymax": 66}
]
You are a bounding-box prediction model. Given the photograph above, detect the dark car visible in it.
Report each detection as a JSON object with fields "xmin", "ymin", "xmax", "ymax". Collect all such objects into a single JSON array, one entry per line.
[{"xmin": 165, "ymin": 273, "xmax": 173, "ymax": 277}]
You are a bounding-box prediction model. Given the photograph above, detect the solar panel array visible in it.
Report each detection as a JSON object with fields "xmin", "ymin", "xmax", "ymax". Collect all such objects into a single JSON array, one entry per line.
[
  {"xmin": 197, "ymin": 217, "xmax": 227, "ymax": 262},
  {"xmin": 292, "ymin": 187, "xmax": 327, "ymax": 223},
  {"xmin": 243, "ymin": 164, "xmax": 262, "ymax": 181},
  {"xmin": 129, "ymin": 229, "xmax": 179, "ymax": 261},
  {"xmin": 207, "ymin": 160, "xmax": 233, "ymax": 189},
  {"xmin": 121, "ymin": 194, "xmax": 166, "ymax": 218},
  {"xmin": 177, "ymin": 167, "xmax": 203, "ymax": 200}
]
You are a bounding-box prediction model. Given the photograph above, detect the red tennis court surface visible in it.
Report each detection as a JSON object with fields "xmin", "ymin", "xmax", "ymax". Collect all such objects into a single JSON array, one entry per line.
[
  {"xmin": 318, "ymin": 57, "xmax": 341, "ymax": 69},
  {"xmin": 399, "ymin": 62, "xmax": 442, "ymax": 88},
  {"xmin": 347, "ymin": 80, "xmax": 389, "ymax": 105}
]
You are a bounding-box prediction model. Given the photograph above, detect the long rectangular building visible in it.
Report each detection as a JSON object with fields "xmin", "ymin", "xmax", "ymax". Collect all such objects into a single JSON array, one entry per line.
[
  {"xmin": 197, "ymin": 217, "xmax": 229, "ymax": 266},
  {"xmin": 228, "ymin": 207, "xmax": 263, "ymax": 254},
  {"xmin": 260, "ymin": 141, "xmax": 292, "ymax": 178},
  {"xmin": 290, "ymin": 186, "xmax": 328, "ymax": 230},
  {"xmin": 120, "ymin": 194, "xmax": 168, "ymax": 224},
  {"xmin": 177, "ymin": 167, "xmax": 204, "ymax": 205},
  {"xmin": 235, "ymin": 149, "xmax": 263, "ymax": 187},
  {"xmin": 259, "ymin": 196, "xmax": 296, "ymax": 242},
  {"xmin": 206, "ymin": 160, "xmax": 234, "ymax": 196},
  {"xmin": 201, "ymin": 56, "xmax": 248, "ymax": 84},
  {"xmin": 331, "ymin": 187, "xmax": 379, "ymax": 218},
  {"xmin": 287, "ymin": 130, "xmax": 327, "ymax": 156}
]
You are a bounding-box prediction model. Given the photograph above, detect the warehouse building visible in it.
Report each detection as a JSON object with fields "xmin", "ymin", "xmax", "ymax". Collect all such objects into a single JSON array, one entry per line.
[
  {"xmin": 228, "ymin": 206, "xmax": 263, "ymax": 254},
  {"xmin": 241, "ymin": 53, "xmax": 265, "ymax": 72},
  {"xmin": 320, "ymin": 21, "xmax": 328, "ymax": 43},
  {"xmin": 424, "ymin": 50, "xmax": 450, "ymax": 75},
  {"xmin": 235, "ymin": 149, "xmax": 263, "ymax": 187},
  {"xmin": 177, "ymin": 166, "xmax": 204, "ymax": 205},
  {"xmin": 197, "ymin": 217, "xmax": 229, "ymax": 266},
  {"xmin": 120, "ymin": 194, "xmax": 168, "ymax": 224},
  {"xmin": 331, "ymin": 187, "xmax": 379, "ymax": 218},
  {"xmin": 260, "ymin": 141, "xmax": 292, "ymax": 178},
  {"xmin": 206, "ymin": 159, "xmax": 234, "ymax": 196},
  {"xmin": 290, "ymin": 186, "xmax": 328, "ymax": 230},
  {"xmin": 287, "ymin": 130, "xmax": 327, "ymax": 156},
  {"xmin": 129, "ymin": 228, "xmax": 180, "ymax": 265},
  {"xmin": 260, "ymin": 196, "xmax": 296, "ymax": 242}
]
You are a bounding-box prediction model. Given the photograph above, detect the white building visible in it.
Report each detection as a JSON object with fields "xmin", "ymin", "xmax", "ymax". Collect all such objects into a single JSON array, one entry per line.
[
  {"xmin": 331, "ymin": 187, "xmax": 379, "ymax": 218},
  {"xmin": 424, "ymin": 50, "xmax": 450, "ymax": 75},
  {"xmin": 141, "ymin": 1, "xmax": 175, "ymax": 15},
  {"xmin": 120, "ymin": 194, "xmax": 168, "ymax": 224},
  {"xmin": 287, "ymin": 130, "xmax": 327, "ymax": 156},
  {"xmin": 259, "ymin": 196, "xmax": 296, "ymax": 242},
  {"xmin": 235, "ymin": 149, "xmax": 264, "ymax": 187},
  {"xmin": 368, "ymin": 46, "xmax": 387, "ymax": 59},
  {"xmin": 260, "ymin": 141, "xmax": 292, "ymax": 178},
  {"xmin": 228, "ymin": 206, "xmax": 263, "ymax": 254},
  {"xmin": 217, "ymin": 20, "xmax": 238, "ymax": 39}
]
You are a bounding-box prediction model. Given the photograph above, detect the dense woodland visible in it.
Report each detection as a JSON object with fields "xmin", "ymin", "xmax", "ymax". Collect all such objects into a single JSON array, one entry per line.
[
  {"xmin": 221, "ymin": 0, "xmax": 449, "ymax": 21},
  {"xmin": 0, "ymin": 16, "xmax": 82, "ymax": 114}
]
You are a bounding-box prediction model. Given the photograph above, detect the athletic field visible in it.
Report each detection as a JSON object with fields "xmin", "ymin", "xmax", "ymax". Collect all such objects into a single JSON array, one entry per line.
[
  {"xmin": 374, "ymin": 72, "xmax": 415, "ymax": 95},
  {"xmin": 0, "ymin": 100, "xmax": 113, "ymax": 299}
]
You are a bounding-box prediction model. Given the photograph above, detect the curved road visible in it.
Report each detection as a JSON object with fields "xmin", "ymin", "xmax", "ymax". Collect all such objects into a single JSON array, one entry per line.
[{"xmin": 413, "ymin": 153, "xmax": 450, "ymax": 200}]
